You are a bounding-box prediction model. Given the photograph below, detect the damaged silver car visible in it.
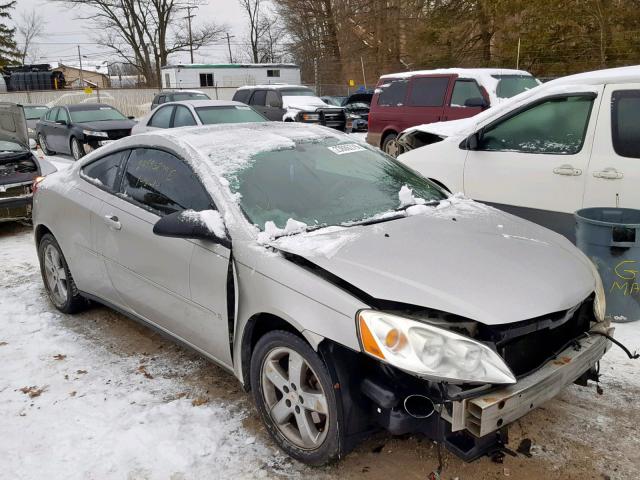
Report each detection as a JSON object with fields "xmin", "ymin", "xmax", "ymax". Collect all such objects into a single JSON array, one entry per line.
[{"xmin": 32, "ymin": 122, "xmax": 613, "ymax": 465}]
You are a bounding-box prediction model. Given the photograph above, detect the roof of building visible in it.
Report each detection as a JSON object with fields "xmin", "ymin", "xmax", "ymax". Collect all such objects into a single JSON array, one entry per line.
[
  {"xmin": 161, "ymin": 63, "xmax": 299, "ymax": 70},
  {"xmin": 236, "ymin": 84, "xmax": 312, "ymax": 91}
]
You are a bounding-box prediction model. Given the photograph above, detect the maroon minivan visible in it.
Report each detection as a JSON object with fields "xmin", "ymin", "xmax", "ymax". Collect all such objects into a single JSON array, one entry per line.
[{"xmin": 366, "ymin": 72, "xmax": 490, "ymax": 156}]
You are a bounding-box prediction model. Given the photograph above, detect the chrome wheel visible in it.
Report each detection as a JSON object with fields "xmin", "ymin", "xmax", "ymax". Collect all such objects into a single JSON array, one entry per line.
[
  {"xmin": 71, "ymin": 138, "xmax": 83, "ymax": 160},
  {"xmin": 384, "ymin": 137, "xmax": 400, "ymax": 157},
  {"xmin": 261, "ymin": 346, "xmax": 330, "ymax": 450},
  {"xmin": 43, "ymin": 244, "xmax": 68, "ymax": 306}
]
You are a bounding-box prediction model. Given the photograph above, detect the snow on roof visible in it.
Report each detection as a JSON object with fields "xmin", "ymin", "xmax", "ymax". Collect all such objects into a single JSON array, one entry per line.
[
  {"xmin": 380, "ymin": 67, "xmax": 534, "ymax": 80},
  {"xmin": 545, "ymin": 65, "xmax": 640, "ymax": 86},
  {"xmin": 161, "ymin": 99, "xmax": 245, "ymax": 107},
  {"xmin": 236, "ymin": 84, "xmax": 312, "ymax": 91},
  {"xmin": 162, "ymin": 63, "xmax": 299, "ymax": 70}
]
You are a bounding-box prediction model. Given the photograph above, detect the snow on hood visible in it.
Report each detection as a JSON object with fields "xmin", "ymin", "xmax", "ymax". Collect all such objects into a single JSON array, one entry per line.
[{"xmin": 282, "ymin": 95, "xmax": 339, "ymax": 111}]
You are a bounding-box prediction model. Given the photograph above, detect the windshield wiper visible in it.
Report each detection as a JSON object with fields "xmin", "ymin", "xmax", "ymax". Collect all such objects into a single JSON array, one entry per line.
[{"xmin": 395, "ymin": 199, "xmax": 440, "ymax": 212}]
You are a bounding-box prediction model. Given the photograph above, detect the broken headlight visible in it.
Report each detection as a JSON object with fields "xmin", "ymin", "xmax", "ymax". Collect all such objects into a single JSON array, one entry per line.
[
  {"xmin": 357, "ymin": 310, "xmax": 516, "ymax": 385},
  {"xmin": 589, "ymin": 260, "xmax": 607, "ymax": 322}
]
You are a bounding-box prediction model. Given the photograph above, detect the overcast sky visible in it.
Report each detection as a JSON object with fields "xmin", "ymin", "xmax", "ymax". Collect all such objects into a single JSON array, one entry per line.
[{"xmin": 13, "ymin": 0, "xmax": 250, "ymax": 66}]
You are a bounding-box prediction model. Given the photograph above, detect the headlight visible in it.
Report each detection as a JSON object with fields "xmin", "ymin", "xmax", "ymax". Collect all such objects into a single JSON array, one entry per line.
[
  {"xmin": 301, "ymin": 113, "xmax": 320, "ymax": 122},
  {"xmin": 28, "ymin": 127, "xmax": 35, "ymax": 134},
  {"xmin": 588, "ymin": 259, "xmax": 607, "ymax": 322},
  {"xmin": 82, "ymin": 129, "xmax": 109, "ymax": 138},
  {"xmin": 347, "ymin": 113, "xmax": 362, "ymax": 120},
  {"xmin": 357, "ymin": 310, "xmax": 516, "ymax": 385}
]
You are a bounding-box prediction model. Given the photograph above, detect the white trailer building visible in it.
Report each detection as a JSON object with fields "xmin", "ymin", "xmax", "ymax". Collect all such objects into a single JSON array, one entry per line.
[{"xmin": 160, "ymin": 63, "xmax": 301, "ymax": 90}]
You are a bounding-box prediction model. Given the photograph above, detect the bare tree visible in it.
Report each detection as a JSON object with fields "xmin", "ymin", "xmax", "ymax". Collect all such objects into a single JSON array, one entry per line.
[
  {"xmin": 16, "ymin": 9, "xmax": 45, "ymax": 64},
  {"xmin": 238, "ymin": 0, "xmax": 268, "ymax": 63},
  {"xmin": 55, "ymin": 0, "xmax": 226, "ymax": 86}
]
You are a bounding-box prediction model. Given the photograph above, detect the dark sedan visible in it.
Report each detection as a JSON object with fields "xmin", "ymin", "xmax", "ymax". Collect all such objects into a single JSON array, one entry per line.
[{"xmin": 36, "ymin": 104, "xmax": 136, "ymax": 160}]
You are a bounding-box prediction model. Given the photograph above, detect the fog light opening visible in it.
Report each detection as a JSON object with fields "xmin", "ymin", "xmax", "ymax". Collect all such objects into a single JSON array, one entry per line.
[{"xmin": 403, "ymin": 394, "xmax": 435, "ymax": 419}]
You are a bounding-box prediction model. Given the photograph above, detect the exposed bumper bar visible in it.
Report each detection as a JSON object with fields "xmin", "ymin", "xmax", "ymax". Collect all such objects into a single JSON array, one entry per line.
[{"xmin": 448, "ymin": 329, "xmax": 612, "ymax": 438}]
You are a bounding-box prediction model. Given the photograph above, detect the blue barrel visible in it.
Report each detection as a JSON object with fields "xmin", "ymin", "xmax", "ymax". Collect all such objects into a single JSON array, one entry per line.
[{"xmin": 575, "ymin": 208, "xmax": 640, "ymax": 323}]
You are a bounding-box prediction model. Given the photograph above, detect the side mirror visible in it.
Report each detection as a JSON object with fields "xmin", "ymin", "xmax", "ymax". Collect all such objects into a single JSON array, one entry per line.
[
  {"xmin": 55, "ymin": 119, "xmax": 68, "ymax": 125},
  {"xmin": 127, "ymin": 116, "xmax": 135, "ymax": 120},
  {"xmin": 153, "ymin": 210, "xmax": 231, "ymax": 248},
  {"xmin": 464, "ymin": 97, "xmax": 489, "ymax": 109}
]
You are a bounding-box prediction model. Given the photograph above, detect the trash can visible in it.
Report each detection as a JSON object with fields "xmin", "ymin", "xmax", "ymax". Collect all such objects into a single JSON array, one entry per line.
[{"xmin": 575, "ymin": 208, "xmax": 640, "ymax": 323}]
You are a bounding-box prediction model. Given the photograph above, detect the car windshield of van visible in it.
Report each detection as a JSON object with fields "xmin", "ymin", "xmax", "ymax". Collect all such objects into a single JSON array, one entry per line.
[
  {"xmin": 195, "ymin": 106, "xmax": 266, "ymax": 124},
  {"xmin": 493, "ymin": 75, "xmax": 541, "ymax": 98},
  {"xmin": 70, "ymin": 107, "xmax": 128, "ymax": 123},
  {"xmin": 23, "ymin": 106, "xmax": 48, "ymax": 120},
  {"xmin": 173, "ymin": 92, "xmax": 209, "ymax": 101},
  {"xmin": 279, "ymin": 88, "xmax": 315, "ymax": 97},
  {"xmin": 228, "ymin": 138, "xmax": 446, "ymax": 231}
]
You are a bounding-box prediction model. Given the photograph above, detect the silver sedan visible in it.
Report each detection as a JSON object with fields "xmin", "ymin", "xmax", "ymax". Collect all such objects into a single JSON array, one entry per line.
[{"xmin": 32, "ymin": 122, "xmax": 612, "ymax": 465}]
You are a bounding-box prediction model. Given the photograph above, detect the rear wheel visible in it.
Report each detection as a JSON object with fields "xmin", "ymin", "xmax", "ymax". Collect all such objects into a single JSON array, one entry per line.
[
  {"xmin": 250, "ymin": 330, "xmax": 342, "ymax": 465},
  {"xmin": 70, "ymin": 137, "xmax": 85, "ymax": 161},
  {"xmin": 382, "ymin": 132, "xmax": 399, "ymax": 157},
  {"xmin": 38, "ymin": 233, "xmax": 86, "ymax": 313},
  {"xmin": 38, "ymin": 133, "xmax": 54, "ymax": 155}
]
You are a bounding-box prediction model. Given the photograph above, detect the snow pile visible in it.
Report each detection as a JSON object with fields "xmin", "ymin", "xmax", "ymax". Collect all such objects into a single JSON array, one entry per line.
[
  {"xmin": 182, "ymin": 209, "xmax": 227, "ymax": 238},
  {"xmin": 398, "ymin": 185, "xmax": 427, "ymax": 207}
]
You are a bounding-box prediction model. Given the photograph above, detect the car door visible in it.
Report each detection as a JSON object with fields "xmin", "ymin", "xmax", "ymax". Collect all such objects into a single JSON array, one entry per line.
[
  {"xmin": 463, "ymin": 90, "xmax": 602, "ymax": 240},
  {"xmin": 94, "ymin": 147, "xmax": 233, "ymax": 365},
  {"xmin": 171, "ymin": 105, "xmax": 197, "ymax": 128},
  {"xmin": 583, "ymin": 84, "xmax": 640, "ymax": 209},
  {"xmin": 53, "ymin": 107, "xmax": 72, "ymax": 153},
  {"xmin": 248, "ymin": 90, "xmax": 268, "ymax": 118},
  {"xmin": 444, "ymin": 78, "xmax": 486, "ymax": 121},
  {"xmin": 40, "ymin": 107, "xmax": 59, "ymax": 148},
  {"xmin": 403, "ymin": 75, "xmax": 450, "ymax": 130},
  {"xmin": 264, "ymin": 90, "xmax": 286, "ymax": 121}
]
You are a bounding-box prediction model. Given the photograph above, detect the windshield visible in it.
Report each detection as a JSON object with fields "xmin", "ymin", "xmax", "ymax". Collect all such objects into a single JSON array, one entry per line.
[
  {"xmin": 280, "ymin": 88, "xmax": 315, "ymax": 97},
  {"xmin": 0, "ymin": 140, "xmax": 26, "ymax": 153},
  {"xmin": 195, "ymin": 105, "xmax": 265, "ymax": 124},
  {"xmin": 493, "ymin": 75, "xmax": 541, "ymax": 98},
  {"xmin": 70, "ymin": 107, "xmax": 128, "ymax": 123},
  {"xmin": 323, "ymin": 97, "xmax": 346, "ymax": 106},
  {"xmin": 229, "ymin": 138, "xmax": 446, "ymax": 230},
  {"xmin": 173, "ymin": 92, "xmax": 209, "ymax": 101},
  {"xmin": 23, "ymin": 106, "xmax": 48, "ymax": 120}
]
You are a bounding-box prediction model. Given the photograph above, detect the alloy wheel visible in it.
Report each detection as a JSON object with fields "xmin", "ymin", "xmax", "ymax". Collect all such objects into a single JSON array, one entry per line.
[
  {"xmin": 384, "ymin": 138, "xmax": 400, "ymax": 157},
  {"xmin": 71, "ymin": 138, "xmax": 83, "ymax": 160},
  {"xmin": 43, "ymin": 243, "xmax": 68, "ymax": 306},
  {"xmin": 261, "ymin": 346, "xmax": 330, "ymax": 450}
]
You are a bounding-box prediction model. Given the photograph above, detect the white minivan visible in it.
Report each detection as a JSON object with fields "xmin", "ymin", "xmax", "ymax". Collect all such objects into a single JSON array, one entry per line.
[{"xmin": 397, "ymin": 66, "xmax": 640, "ymax": 241}]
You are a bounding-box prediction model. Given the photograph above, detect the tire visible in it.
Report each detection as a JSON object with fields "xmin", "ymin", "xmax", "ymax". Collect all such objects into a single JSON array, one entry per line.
[
  {"xmin": 70, "ymin": 137, "xmax": 85, "ymax": 161},
  {"xmin": 38, "ymin": 133, "xmax": 55, "ymax": 155},
  {"xmin": 38, "ymin": 233, "xmax": 86, "ymax": 314},
  {"xmin": 382, "ymin": 132, "xmax": 399, "ymax": 157},
  {"xmin": 250, "ymin": 330, "xmax": 342, "ymax": 466}
]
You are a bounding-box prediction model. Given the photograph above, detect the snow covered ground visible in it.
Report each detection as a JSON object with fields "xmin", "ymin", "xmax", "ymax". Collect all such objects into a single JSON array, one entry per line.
[{"xmin": 1, "ymin": 149, "xmax": 639, "ymax": 479}]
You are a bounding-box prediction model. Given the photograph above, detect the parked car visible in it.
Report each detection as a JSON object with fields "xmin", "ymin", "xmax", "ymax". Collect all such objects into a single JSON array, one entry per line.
[
  {"xmin": 320, "ymin": 95, "xmax": 347, "ymax": 107},
  {"xmin": 398, "ymin": 66, "xmax": 640, "ymax": 241},
  {"xmin": 36, "ymin": 103, "xmax": 136, "ymax": 161},
  {"xmin": 342, "ymin": 91, "xmax": 373, "ymax": 132},
  {"xmin": 33, "ymin": 122, "xmax": 611, "ymax": 465},
  {"xmin": 367, "ymin": 68, "xmax": 540, "ymax": 156},
  {"xmin": 0, "ymin": 103, "xmax": 56, "ymax": 222},
  {"xmin": 150, "ymin": 90, "xmax": 210, "ymax": 111},
  {"xmin": 133, "ymin": 100, "xmax": 266, "ymax": 134},
  {"xmin": 23, "ymin": 104, "xmax": 49, "ymax": 144},
  {"xmin": 233, "ymin": 84, "xmax": 347, "ymax": 130}
]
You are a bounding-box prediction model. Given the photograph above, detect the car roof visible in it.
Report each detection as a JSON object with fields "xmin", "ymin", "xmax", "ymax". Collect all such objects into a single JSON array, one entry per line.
[
  {"xmin": 23, "ymin": 104, "xmax": 48, "ymax": 108},
  {"xmin": 380, "ymin": 68, "xmax": 535, "ymax": 81},
  {"xmin": 160, "ymin": 99, "xmax": 246, "ymax": 108},
  {"xmin": 160, "ymin": 89, "xmax": 206, "ymax": 95},
  {"xmin": 236, "ymin": 84, "xmax": 313, "ymax": 91},
  {"xmin": 66, "ymin": 103, "xmax": 119, "ymax": 111}
]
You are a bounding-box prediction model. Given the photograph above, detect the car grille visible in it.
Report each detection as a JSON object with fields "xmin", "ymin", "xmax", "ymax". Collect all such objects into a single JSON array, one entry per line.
[
  {"xmin": 0, "ymin": 181, "xmax": 32, "ymax": 201},
  {"xmin": 482, "ymin": 299, "xmax": 593, "ymax": 378},
  {"xmin": 319, "ymin": 109, "xmax": 346, "ymax": 130},
  {"xmin": 106, "ymin": 129, "xmax": 131, "ymax": 140}
]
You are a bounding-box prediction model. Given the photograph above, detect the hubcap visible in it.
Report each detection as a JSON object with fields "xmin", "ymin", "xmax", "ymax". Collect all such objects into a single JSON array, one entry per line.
[
  {"xmin": 72, "ymin": 140, "xmax": 81, "ymax": 159},
  {"xmin": 43, "ymin": 244, "xmax": 68, "ymax": 306},
  {"xmin": 39, "ymin": 135, "xmax": 48, "ymax": 152},
  {"xmin": 261, "ymin": 347, "xmax": 330, "ymax": 450},
  {"xmin": 385, "ymin": 138, "xmax": 399, "ymax": 157}
]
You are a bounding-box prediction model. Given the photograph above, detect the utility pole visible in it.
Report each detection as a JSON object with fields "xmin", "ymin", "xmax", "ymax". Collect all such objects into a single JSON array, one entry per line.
[
  {"xmin": 184, "ymin": 6, "xmax": 197, "ymax": 64},
  {"xmin": 516, "ymin": 37, "xmax": 521, "ymax": 70},
  {"xmin": 77, "ymin": 45, "xmax": 84, "ymax": 88},
  {"xmin": 226, "ymin": 33, "xmax": 234, "ymax": 64},
  {"xmin": 360, "ymin": 56, "xmax": 367, "ymax": 89}
]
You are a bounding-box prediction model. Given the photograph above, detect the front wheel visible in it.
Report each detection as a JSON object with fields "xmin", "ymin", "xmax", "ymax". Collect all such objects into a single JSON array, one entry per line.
[
  {"xmin": 250, "ymin": 330, "xmax": 343, "ymax": 466},
  {"xmin": 382, "ymin": 133, "xmax": 399, "ymax": 157},
  {"xmin": 70, "ymin": 137, "xmax": 85, "ymax": 161}
]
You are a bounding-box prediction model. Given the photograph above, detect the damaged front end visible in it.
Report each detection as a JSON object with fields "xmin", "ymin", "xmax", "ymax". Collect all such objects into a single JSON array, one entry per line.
[
  {"xmin": 0, "ymin": 151, "xmax": 40, "ymax": 222},
  {"xmin": 332, "ymin": 298, "xmax": 612, "ymax": 461}
]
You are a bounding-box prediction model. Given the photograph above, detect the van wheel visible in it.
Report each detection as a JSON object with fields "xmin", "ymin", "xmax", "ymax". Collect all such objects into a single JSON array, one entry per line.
[
  {"xmin": 70, "ymin": 137, "xmax": 85, "ymax": 161},
  {"xmin": 38, "ymin": 133, "xmax": 55, "ymax": 155},
  {"xmin": 38, "ymin": 233, "xmax": 86, "ymax": 313},
  {"xmin": 382, "ymin": 133, "xmax": 399, "ymax": 157},
  {"xmin": 250, "ymin": 330, "xmax": 342, "ymax": 466}
]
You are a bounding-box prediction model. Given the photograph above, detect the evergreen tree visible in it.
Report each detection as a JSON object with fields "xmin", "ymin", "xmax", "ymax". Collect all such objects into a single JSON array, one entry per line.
[{"xmin": 0, "ymin": 0, "xmax": 19, "ymax": 67}]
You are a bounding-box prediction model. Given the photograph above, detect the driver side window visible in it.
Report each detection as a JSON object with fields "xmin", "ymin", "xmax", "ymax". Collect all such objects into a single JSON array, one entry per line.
[{"xmin": 478, "ymin": 95, "xmax": 594, "ymax": 155}]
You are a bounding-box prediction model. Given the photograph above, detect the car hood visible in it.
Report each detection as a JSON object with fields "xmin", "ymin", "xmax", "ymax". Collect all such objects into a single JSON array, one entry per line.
[
  {"xmin": 403, "ymin": 117, "xmax": 478, "ymax": 140},
  {"xmin": 77, "ymin": 119, "xmax": 136, "ymax": 131},
  {"xmin": 271, "ymin": 202, "xmax": 594, "ymax": 326},
  {"xmin": 283, "ymin": 95, "xmax": 342, "ymax": 112},
  {"xmin": 0, "ymin": 102, "xmax": 29, "ymax": 147}
]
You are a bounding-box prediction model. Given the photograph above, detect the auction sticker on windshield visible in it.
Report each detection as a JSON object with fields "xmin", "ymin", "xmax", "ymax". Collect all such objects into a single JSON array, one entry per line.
[{"xmin": 328, "ymin": 144, "xmax": 367, "ymax": 155}]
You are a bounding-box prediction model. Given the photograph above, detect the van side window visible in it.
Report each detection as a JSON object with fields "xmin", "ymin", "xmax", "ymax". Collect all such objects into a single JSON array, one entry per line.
[
  {"xmin": 451, "ymin": 80, "xmax": 484, "ymax": 107},
  {"xmin": 407, "ymin": 77, "xmax": 449, "ymax": 107},
  {"xmin": 611, "ymin": 90, "xmax": 640, "ymax": 158},
  {"xmin": 377, "ymin": 80, "xmax": 408, "ymax": 106},
  {"xmin": 478, "ymin": 95, "xmax": 594, "ymax": 155}
]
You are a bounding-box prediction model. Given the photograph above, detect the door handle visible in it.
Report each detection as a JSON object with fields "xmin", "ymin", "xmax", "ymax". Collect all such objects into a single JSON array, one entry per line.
[
  {"xmin": 593, "ymin": 167, "xmax": 623, "ymax": 180},
  {"xmin": 553, "ymin": 164, "xmax": 582, "ymax": 176},
  {"xmin": 103, "ymin": 214, "xmax": 121, "ymax": 230}
]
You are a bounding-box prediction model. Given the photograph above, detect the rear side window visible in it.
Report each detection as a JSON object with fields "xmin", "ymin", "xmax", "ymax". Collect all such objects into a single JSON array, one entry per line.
[
  {"xmin": 149, "ymin": 106, "xmax": 174, "ymax": 128},
  {"xmin": 172, "ymin": 106, "xmax": 197, "ymax": 127},
  {"xmin": 451, "ymin": 80, "xmax": 484, "ymax": 107},
  {"xmin": 612, "ymin": 90, "xmax": 640, "ymax": 158},
  {"xmin": 82, "ymin": 150, "xmax": 129, "ymax": 190},
  {"xmin": 377, "ymin": 79, "xmax": 408, "ymax": 106},
  {"xmin": 250, "ymin": 91, "xmax": 267, "ymax": 106},
  {"xmin": 121, "ymin": 148, "xmax": 212, "ymax": 216},
  {"xmin": 407, "ymin": 77, "xmax": 449, "ymax": 107},
  {"xmin": 233, "ymin": 89, "xmax": 251, "ymax": 104},
  {"xmin": 479, "ymin": 95, "xmax": 594, "ymax": 154}
]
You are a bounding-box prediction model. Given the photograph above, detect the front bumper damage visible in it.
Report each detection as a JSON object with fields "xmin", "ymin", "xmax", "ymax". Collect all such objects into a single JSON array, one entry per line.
[{"xmin": 0, "ymin": 181, "xmax": 33, "ymax": 222}]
